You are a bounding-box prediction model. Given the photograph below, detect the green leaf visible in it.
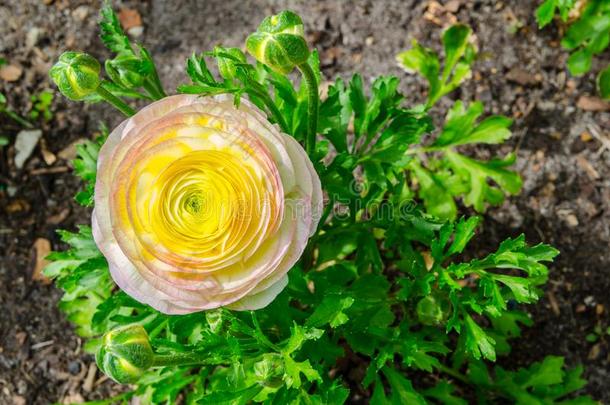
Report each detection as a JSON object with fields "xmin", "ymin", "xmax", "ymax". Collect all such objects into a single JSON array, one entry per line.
[
  {"xmin": 523, "ymin": 356, "xmax": 565, "ymax": 388},
  {"xmin": 567, "ymin": 49, "xmax": 593, "ymax": 76},
  {"xmin": 423, "ymin": 380, "xmax": 469, "ymax": 405},
  {"xmin": 536, "ymin": 0, "xmax": 558, "ymax": 28},
  {"xmin": 382, "ymin": 367, "xmax": 427, "ymax": 405},
  {"xmin": 396, "ymin": 41, "xmax": 441, "ymax": 106},
  {"xmin": 409, "ymin": 160, "xmax": 458, "ymax": 221},
  {"xmin": 446, "ymin": 216, "xmax": 481, "ymax": 257},
  {"xmin": 445, "ymin": 151, "xmax": 522, "ymax": 212},
  {"xmin": 306, "ymin": 295, "xmax": 355, "ymax": 328},
  {"xmin": 198, "ymin": 384, "xmax": 263, "ymax": 405},
  {"xmin": 282, "ymin": 356, "xmax": 321, "ymax": 389},
  {"xmin": 433, "ymin": 101, "xmax": 512, "ymax": 147},
  {"xmin": 442, "ymin": 25, "xmax": 471, "ymax": 82},
  {"xmin": 464, "ymin": 314, "xmax": 496, "ymax": 361},
  {"xmin": 99, "ymin": 5, "xmax": 132, "ymax": 54},
  {"xmin": 597, "ymin": 64, "xmax": 610, "ymax": 99}
]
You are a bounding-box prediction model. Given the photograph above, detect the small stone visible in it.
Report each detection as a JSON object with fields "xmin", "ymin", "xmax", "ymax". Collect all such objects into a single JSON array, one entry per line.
[
  {"xmin": 68, "ymin": 361, "xmax": 81, "ymax": 375},
  {"xmin": 537, "ymin": 100, "xmax": 556, "ymax": 111},
  {"xmin": 565, "ymin": 214, "xmax": 579, "ymax": 228},
  {"xmin": 26, "ymin": 27, "xmax": 42, "ymax": 48},
  {"xmin": 595, "ymin": 304, "xmax": 604, "ymax": 315},
  {"xmin": 14, "ymin": 129, "xmax": 42, "ymax": 169},
  {"xmin": 72, "ymin": 5, "xmax": 89, "ymax": 22},
  {"xmin": 0, "ymin": 64, "xmax": 23, "ymax": 82},
  {"xmin": 445, "ymin": 0, "xmax": 461, "ymax": 12},
  {"xmin": 584, "ymin": 296, "xmax": 595, "ymax": 306},
  {"xmin": 119, "ymin": 8, "xmax": 142, "ymax": 30},
  {"xmin": 127, "ymin": 26, "xmax": 144, "ymax": 38},
  {"xmin": 580, "ymin": 132, "xmax": 592, "ymax": 142},
  {"xmin": 577, "ymin": 95, "xmax": 610, "ymax": 111},
  {"xmin": 12, "ymin": 396, "xmax": 26, "ymax": 405}
]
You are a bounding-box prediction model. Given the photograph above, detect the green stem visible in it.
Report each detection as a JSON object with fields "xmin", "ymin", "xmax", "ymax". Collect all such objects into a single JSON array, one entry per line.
[
  {"xmin": 248, "ymin": 88, "xmax": 290, "ymax": 134},
  {"xmin": 149, "ymin": 65, "xmax": 167, "ymax": 98},
  {"xmin": 151, "ymin": 351, "xmax": 225, "ymax": 368},
  {"xmin": 96, "ymin": 84, "xmax": 135, "ymax": 117},
  {"xmin": 2, "ymin": 110, "xmax": 32, "ymax": 128},
  {"xmin": 143, "ymin": 77, "xmax": 164, "ymax": 100},
  {"xmin": 297, "ymin": 62, "xmax": 318, "ymax": 157},
  {"xmin": 436, "ymin": 364, "xmax": 470, "ymax": 385}
]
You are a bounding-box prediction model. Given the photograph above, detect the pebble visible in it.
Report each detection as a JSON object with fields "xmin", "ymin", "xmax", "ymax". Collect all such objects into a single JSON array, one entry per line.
[
  {"xmin": 128, "ymin": 26, "xmax": 144, "ymax": 38},
  {"xmin": 67, "ymin": 361, "xmax": 81, "ymax": 375},
  {"xmin": 26, "ymin": 27, "xmax": 42, "ymax": 49},
  {"xmin": 537, "ymin": 100, "xmax": 556, "ymax": 111},
  {"xmin": 72, "ymin": 5, "xmax": 89, "ymax": 22},
  {"xmin": 14, "ymin": 129, "xmax": 42, "ymax": 169},
  {"xmin": 565, "ymin": 214, "xmax": 579, "ymax": 228},
  {"xmin": 0, "ymin": 64, "xmax": 23, "ymax": 82}
]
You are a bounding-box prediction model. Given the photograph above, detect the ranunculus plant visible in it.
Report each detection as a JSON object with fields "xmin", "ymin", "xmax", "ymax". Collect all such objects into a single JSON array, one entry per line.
[{"xmin": 45, "ymin": 5, "xmax": 597, "ymax": 404}]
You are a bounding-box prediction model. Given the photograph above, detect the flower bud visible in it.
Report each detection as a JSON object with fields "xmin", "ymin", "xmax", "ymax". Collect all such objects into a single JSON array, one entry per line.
[
  {"xmin": 416, "ymin": 295, "xmax": 450, "ymax": 326},
  {"xmin": 49, "ymin": 52, "xmax": 101, "ymax": 100},
  {"xmin": 95, "ymin": 324, "xmax": 154, "ymax": 384},
  {"xmin": 215, "ymin": 46, "xmax": 247, "ymax": 81},
  {"xmin": 246, "ymin": 11, "xmax": 310, "ymax": 74},
  {"xmin": 105, "ymin": 54, "xmax": 147, "ymax": 89}
]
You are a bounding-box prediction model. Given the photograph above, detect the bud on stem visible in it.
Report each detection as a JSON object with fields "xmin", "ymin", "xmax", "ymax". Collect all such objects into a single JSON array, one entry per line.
[
  {"xmin": 50, "ymin": 51, "xmax": 135, "ymax": 116},
  {"xmin": 246, "ymin": 11, "xmax": 318, "ymax": 156},
  {"xmin": 96, "ymin": 324, "xmax": 226, "ymax": 384}
]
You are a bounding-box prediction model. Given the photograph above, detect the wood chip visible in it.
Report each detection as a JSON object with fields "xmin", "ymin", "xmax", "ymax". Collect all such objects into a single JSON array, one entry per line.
[
  {"xmin": 0, "ymin": 64, "xmax": 23, "ymax": 82},
  {"xmin": 47, "ymin": 208, "xmax": 70, "ymax": 225},
  {"xmin": 40, "ymin": 139, "xmax": 57, "ymax": 165},
  {"xmin": 547, "ymin": 290, "xmax": 560, "ymax": 316},
  {"xmin": 119, "ymin": 8, "xmax": 142, "ymax": 31},
  {"xmin": 422, "ymin": 251, "xmax": 434, "ymax": 270},
  {"xmin": 506, "ymin": 68, "xmax": 540, "ymax": 86},
  {"xmin": 576, "ymin": 95, "xmax": 610, "ymax": 111},
  {"xmin": 30, "ymin": 166, "xmax": 69, "ymax": 175},
  {"xmin": 16, "ymin": 331, "xmax": 27, "ymax": 345},
  {"xmin": 82, "ymin": 363, "xmax": 97, "ymax": 392},
  {"xmin": 588, "ymin": 343, "xmax": 601, "ymax": 360},
  {"xmin": 32, "ymin": 238, "xmax": 52, "ymax": 284},
  {"xmin": 596, "ymin": 304, "xmax": 605, "ymax": 316},
  {"xmin": 576, "ymin": 154, "xmax": 600, "ymax": 180},
  {"xmin": 12, "ymin": 396, "xmax": 26, "ymax": 405},
  {"xmin": 58, "ymin": 138, "xmax": 86, "ymax": 161}
]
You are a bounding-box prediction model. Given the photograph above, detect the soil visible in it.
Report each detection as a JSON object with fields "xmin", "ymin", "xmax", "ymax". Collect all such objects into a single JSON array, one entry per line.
[{"xmin": 1, "ymin": 0, "xmax": 609, "ymax": 404}]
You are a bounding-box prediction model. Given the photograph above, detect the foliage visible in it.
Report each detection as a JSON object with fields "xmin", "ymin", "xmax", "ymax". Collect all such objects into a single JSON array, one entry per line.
[
  {"xmin": 29, "ymin": 90, "xmax": 54, "ymax": 121},
  {"xmin": 536, "ymin": 0, "xmax": 610, "ymax": 99},
  {"xmin": 45, "ymin": 5, "xmax": 596, "ymax": 404},
  {"xmin": 396, "ymin": 25, "xmax": 521, "ymax": 219}
]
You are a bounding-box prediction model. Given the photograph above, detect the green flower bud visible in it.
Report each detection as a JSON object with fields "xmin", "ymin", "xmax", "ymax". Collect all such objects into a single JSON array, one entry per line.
[
  {"xmin": 246, "ymin": 10, "xmax": 310, "ymax": 74},
  {"xmin": 105, "ymin": 54, "xmax": 148, "ymax": 89},
  {"xmin": 215, "ymin": 46, "xmax": 247, "ymax": 81},
  {"xmin": 49, "ymin": 52, "xmax": 101, "ymax": 100},
  {"xmin": 416, "ymin": 295, "xmax": 450, "ymax": 326},
  {"xmin": 95, "ymin": 325, "xmax": 154, "ymax": 384}
]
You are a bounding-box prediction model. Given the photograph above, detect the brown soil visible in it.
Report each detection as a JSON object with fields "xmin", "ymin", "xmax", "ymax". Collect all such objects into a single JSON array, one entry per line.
[{"xmin": 1, "ymin": 1, "xmax": 608, "ymax": 403}]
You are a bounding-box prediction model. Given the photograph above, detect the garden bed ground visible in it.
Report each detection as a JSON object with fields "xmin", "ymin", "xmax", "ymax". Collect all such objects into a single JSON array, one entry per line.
[{"xmin": 1, "ymin": 0, "xmax": 609, "ymax": 403}]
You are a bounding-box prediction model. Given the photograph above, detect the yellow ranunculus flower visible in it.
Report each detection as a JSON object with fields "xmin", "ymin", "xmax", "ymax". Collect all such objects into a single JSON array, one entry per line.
[{"xmin": 93, "ymin": 94, "xmax": 322, "ymax": 314}]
